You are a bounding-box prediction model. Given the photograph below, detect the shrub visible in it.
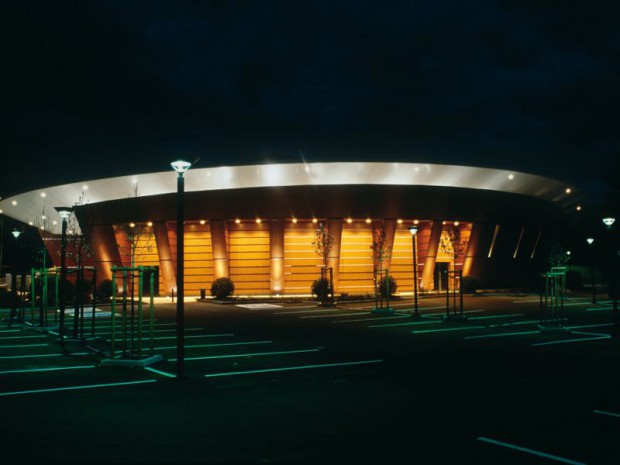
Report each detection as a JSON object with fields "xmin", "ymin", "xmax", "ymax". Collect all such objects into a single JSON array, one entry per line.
[
  {"xmin": 379, "ymin": 276, "xmax": 397, "ymax": 297},
  {"xmin": 98, "ymin": 279, "xmax": 114, "ymax": 299},
  {"xmin": 461, "ymin": 276, "xmax": 479, "ymax": 294},
  {"xmin": 211, "ymin": 277, "xmax": 235, "ymax": 300},
  {"xmin": 311, "ymin": 277, "xmax": 331, "ymax": 302}
]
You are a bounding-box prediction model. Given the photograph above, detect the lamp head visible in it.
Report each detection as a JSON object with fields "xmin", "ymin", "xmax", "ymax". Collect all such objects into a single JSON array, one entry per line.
[
  {"xmin": 602, "ymin": 217, "xmax": 616, "ymax": 227},
  {"xmin": 586, "ymin": 237, "xmax": 594, "ymax": 245},
  {"xmin": 171, "ymin": 159, "xmax": 192, "ymax": 174},
  {"xmin": 11, "ymin": 229, "xmax": 21, "ymax": 239},
  {"xmin": 409, "ymin": 226, "xmax": 418, "ymax": 236},
  {"xmin": 54, "ymin": 206, "xmax": 73, "ymax": 220}
]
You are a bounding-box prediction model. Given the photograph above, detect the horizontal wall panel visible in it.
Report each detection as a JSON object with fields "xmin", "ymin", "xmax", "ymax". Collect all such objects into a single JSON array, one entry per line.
[{"xmin": 228, "ymin": 222, "xmax": 270, "ymax": 294}]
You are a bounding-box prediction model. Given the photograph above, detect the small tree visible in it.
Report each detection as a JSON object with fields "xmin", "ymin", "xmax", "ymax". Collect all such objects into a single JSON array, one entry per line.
[
  {"xmin": 312, "ymin": 222, "xmax": 334, "ymax": 268},
  {"xmin": 546, "ymin": 243, "xmax": 570, "ymax": 269},
  {"xmin": 370, "ymin": 221, "xmax": 391, "ymax": 273},
  {"xmin": 65, "ymin": 193, "xmax": 98, "ymax": 270},
  {"xmin": 439, "ymin": 225, "xmax": 467, "ymax": 271}
]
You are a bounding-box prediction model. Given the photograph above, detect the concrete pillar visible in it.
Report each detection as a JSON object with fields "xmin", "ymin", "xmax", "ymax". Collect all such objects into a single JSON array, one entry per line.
[
  {"xmin": 91, "ymin": 224, "xmax": 122, "ymax": 284},
  {"xmin": 270, "ymin": 220, "xmax": 285, "ymax": 294},
  {"xmin": 421, "ymin": 221, "xmax": 443, "ymax": 291},
  {"xmin": 210, "ymin": 220, "xmax": 229, "ymax": 278},
  {"xmin": 153, "ymin": 222, "xmax": 176, "ymax": 295},
  {"xmin": 327, "ymin": 218, "xmax": 343, "ymax": 292},
  {"xmin": 462, "ymin": 223, "xmax": 481, "ymax": 278}
]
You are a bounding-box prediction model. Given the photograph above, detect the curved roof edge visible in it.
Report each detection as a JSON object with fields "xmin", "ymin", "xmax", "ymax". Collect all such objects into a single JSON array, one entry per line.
[{"xmin": 0, "ymin": 161, "xmax": 580, "ymax": 230}]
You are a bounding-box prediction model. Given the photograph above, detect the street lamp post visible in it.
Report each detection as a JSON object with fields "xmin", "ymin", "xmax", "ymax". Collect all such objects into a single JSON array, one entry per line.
[
  {"xmin": 586, "ymin": 237, "xmax": 596, "ymax": 304},
  {"xmin": 602, "ymin": 217, "xmax": 617, "ymax": 334},
  {"xmin": 409, "ymin": 226, "xmax": 419, "ymax": 318},
  {"xmin": 9, "ymin": 229, "xmax": 22, "ymax": 322},
  {"xmin": 171, "ymin": 159, "xmax": 192, "ymax": 379},
  {"xmin": 55, "ymin": 207, "xmax": 73, "ymax": 347}
]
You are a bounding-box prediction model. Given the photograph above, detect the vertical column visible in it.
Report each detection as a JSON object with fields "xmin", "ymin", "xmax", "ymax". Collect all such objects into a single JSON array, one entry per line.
[
  {"xmin": 210, "ymin": 220, "xmax": 229, "ymax": 278},
  {"xmin": 327, "ymin": 218, "xmax": 343, "ymax": 292},
  {"xmin": 153, "ymin": 222, "xmax": 176, "ymax": 296},
  {"xmin": 421, "ymin": 221, "xmax": 443, "ymax": 291},
  {"xmin": 462, "ymin": 223, "xmax": 481, "ymax": 278},
  {"xmin": 91, "ymin": 224, "xmax": 123, "ymax": 284},
  {"xmin": 270, "ymin": 220, "xmax": 285, "ymax": 294}
]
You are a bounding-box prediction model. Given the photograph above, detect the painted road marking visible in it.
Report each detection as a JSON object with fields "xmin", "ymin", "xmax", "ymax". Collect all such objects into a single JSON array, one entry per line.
[
  {"xmin": 236, "ymin": 303, "xmax": 282, "ymax": 309},
  {"xmin": 0, "ymin": 329, "xmax": 21, "ymax": 333},
  {"xmin": 566, "ymin": 323, "xmax": 614, "ymax": 330},
  {"xmin": 465, "ymin": 330, "xmax": 540, "ymax": 340},
  {"xmin": 333, "ymin": 315, "xmax": 410, "ymax": 324},
  {"xmin": 0, "ymin": 365, "xmax": 95, "ymax": 375},
  {"xmin": 204, "ymin": 359, "xmax": 383, "ymax": 378},
  {"xmin": 531, "ymin": 331, "xmax": 611, "ymax": 347},
  {"xmin": 0, "ymin": 343, "xmax": 48, "ymax": 349},
  {"xmin": 300, "ymin": 312, "xmax": 368, "ymax": 319},
  {"xmin": 150, "ymin": 334, "xmax": 235, "ymax": 341},
  {"xmin": 0, "ymin": 334, "xmax": 47, "ymax": 340},
  {"xmin": 467, "ymin": 313, "xmax": 522, "ymax": 320},
  {"xmin": 477, "ymin": 436, "xmax": 587, "ymax": 465},
  {"xmin": 586, "ymin": 307, "xmax": 613, "ymax": 312},
  {"xmin": 593, "ymin": 409, "xmax": 620, "ymax": 419},
  {"xmin": 369, "ymin": 320, "xmax": 438, "ymax": 328},
  {"xmin": 0, "ymin": 379, "xmax": 157, "ymax": 397},
  {"xmin": 0, "ymin": 352, "xmax": 89, "ymax": 360},
  {"xmin": 421, "ymin": 309, "xmax": 486, "ymax": 318},
  {"xmin": 169, "ymin": 348, "xmax": 321, "ymax": 362},
  {"xmin": 156, "ymin": 340, "xmax": 273, "ymax": 350},
  {"xmin": 278, "ymin": 309, "xmax": 340, "ymax": 315},
  {"xmin": 411, "ymin": 325, "xmax": 486, "ymax": 334}
]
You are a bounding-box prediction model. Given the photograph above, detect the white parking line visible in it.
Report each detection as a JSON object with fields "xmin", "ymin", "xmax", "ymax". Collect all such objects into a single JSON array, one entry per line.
[
  {"xmin": 204, "ymin": 359, "xmax": 383, "ymax": 378},
  {"xmin": 477, "ymin": 437, "xmax": 586, "ymax": 465},
  {"xmin": 531, "ymin": 331, "xmax": 611, "ymax": 347},
  {"xmin": 156, "ymin": 340, "xmax": 273, "ymax": 350},
  {"xmin": 0, "ymin": 365, "xmax": 95, "ymax": 375},
  {"xmin": 277, "ymin": 309, "xmax": 339, "ymax": 315},
  {"xmin": 0, "ymin": 379, "xmax": 157, "ymax": 397},
  {"xmin": 467, "ymin": 313, "xmax": 522, "ymax": 320},
  {"xmin": 0, "ymin": 329, "xmax": 21, "ymax": 333},
  {"xmin": 0, "ymin": 352, "xmax": 89, "ymax": 360},
  {"xmin": 0, "ymin": 335, "xmax": 48, "ymax": 340},
  {"xmin": 593, "ymin": 409, "xmax": 620, "ymax": 419},
  {"xmin": 586, "ymin": 307, "xmax": 613, "ymax": 312},
  {"xmin": 150, "ymin": 333, "xmax": 235, "ymax": 341},
  {"xmin": 333, "ymin": 315, "xmax": 410, "ymax": 324},
  {"xmin": 300, "ymin": 312, "xmax": 368, "ymax": 319},
  {"xmin": 169, "ymin": 348, "xmax": 321, "ymax": 362},
  {"xmin": 411, "ymin": 325, "xmax": 486, "ymax": 334},
  {"xmin": 369, "ymin": 320, "xmax": 438, "ymax": 328},
  {"xmin": 465, "ymin": 330, "xmax": 540, "ymax": 340},
  {"xmin": 0, "ymin": 343, "xmax": 48, "ymax": 349}
]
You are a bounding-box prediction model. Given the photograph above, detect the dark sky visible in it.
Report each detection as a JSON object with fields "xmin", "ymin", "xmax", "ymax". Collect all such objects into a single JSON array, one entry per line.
[{"xmin": 2, "ymin": 0, "xmax": 619, "ymax": 202}]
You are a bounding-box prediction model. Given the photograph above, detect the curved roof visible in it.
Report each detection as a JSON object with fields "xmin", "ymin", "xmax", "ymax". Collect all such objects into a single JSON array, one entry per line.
[{"xmin": 0, "ymin": 162, "xmax": 578, "ymax": 232}]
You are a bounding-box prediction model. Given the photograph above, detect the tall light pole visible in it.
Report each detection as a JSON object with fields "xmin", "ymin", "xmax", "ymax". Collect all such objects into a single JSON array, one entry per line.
[
  {"xmin": 9, "ymin": 229, "xmax": 22, "ymax": 322},
  {"xmin": 409, "ymin": 226, "xmax": 419, "ymax": 318},
  {"xmin": 586, "ymin": 237, "xmax": 596, "ymax": 304},
  {"xmin": 55, "ymin": 207, "xmax": 73, "ymax": 347},
  {"xmin": 602, "ymin": 217, "xmax": 617, "ymax": 334},
  {"xmin": 171, "ymin": 159, "xmax": 191, "ymax": 379}
]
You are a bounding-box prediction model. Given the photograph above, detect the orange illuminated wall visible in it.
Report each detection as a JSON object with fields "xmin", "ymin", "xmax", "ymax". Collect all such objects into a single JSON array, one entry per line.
[
  {"xmin": 283, "ymin": 221, "xmax": 323, "ymax": 294},
  {"xmin": 228, "ymin": 222, "xmax": 270, "ymax": 295},
  {"xmin": 338, "ymin": 222, "xmax": 374, "ymax": 294},
  {"xmin": 184, "ymin": 224, "xmax": 214, "ymax": 295},
  {"xmin": 389, "ymin": 223, "xmax": 415, "ymax": 293}
]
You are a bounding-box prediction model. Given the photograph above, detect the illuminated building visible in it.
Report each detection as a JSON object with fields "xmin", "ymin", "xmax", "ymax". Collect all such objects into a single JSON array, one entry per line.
[{"xmin": 0, "ymin": 162, "xmax": 578, "ymax": 295}]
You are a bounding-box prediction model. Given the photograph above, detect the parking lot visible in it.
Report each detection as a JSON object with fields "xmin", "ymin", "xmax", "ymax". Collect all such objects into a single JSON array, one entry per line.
[{"xmin": 1, "ymin": 292, "xmax": 619, "ymax": 464}]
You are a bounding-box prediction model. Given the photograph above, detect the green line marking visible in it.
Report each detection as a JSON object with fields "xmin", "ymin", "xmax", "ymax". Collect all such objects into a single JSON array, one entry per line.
[
  {"xmin": 0, "ymin": 343, "xmax": 48, "ymax": 349},
  {"xmin": 144, "ymin": 366, "xmax": 176, "ymax": 378},
  {"xmin": 567, "ymin": 323, "xmax": 614, "ymax": 330},
  {"xmin": 0, "ymin": 365, "xmax": 95, "ymax": 375},
  {"xmin": 333, "ymin": 315, "xmax": 410, "ymax": 324},
  {"xmin": 0, "ymin": 335, "xmax": 48, "ymax": 340},
  {"xmin": 467, "ymin": 313, "xmax": 522, "ymax": 320},
  {"xmin": 150, "ymin": 333, "xmax": 234, "ymax": 341},
  {"xmin": 300, "ymin": 312, "xmax": 368, "ymax": 319},
  {"xmin": 369, "ymin": 320, "xmax": 438, "ymax": 328},
  {"xmin": 594, "ymin": 409, "xmax": 620, "ymax": 419},
  {"xmin": 487, "ymin": 319, "xmax": 540, "ymax": 328},
  {"xmin": 156, "ymin": 340, "xmax": 272, "ymax": 350},
  {"xmin": 0, "ymin": 352, "xmax": 89, "ymax": 360},
  {"xmin": 477, "ymin": 437, "xmax": 587, "ymax": 465},
  {"xmin": 465, "ymin": 330, "xmax": 539, "ymax": 340},
  {"xmin": 0, "ymin": 329, "xmax": 21, "ymax": 333},
  {"xmin": 0, "ymin": 379, "xmax": 157, "ymax": 397},
  {"xmin": 170, "ymin": 348, "xmax": 321, "ymax": 362},
  {"xmin": 586, "ymin": 307, "xmax": 613, "ymax": 312},
  {"xmin": 531, "ymin": 334, "xmax": 611, "ymax": 347},
  {"xmin": 278, "ymin": 309, "xmax": 339, "ymax": 315},
  {"xmin": 204, "ymin": 359, "xmax": 383, "ymax": 378},
  {"xmin": 411, "ymin": 325, "xmax": 487, "ymax": 334}
]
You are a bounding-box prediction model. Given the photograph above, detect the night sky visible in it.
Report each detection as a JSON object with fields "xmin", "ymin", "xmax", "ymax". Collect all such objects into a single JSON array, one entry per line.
[{"xmin": 3, "ymin": 1, "xmax": 619, "ymax": 203}]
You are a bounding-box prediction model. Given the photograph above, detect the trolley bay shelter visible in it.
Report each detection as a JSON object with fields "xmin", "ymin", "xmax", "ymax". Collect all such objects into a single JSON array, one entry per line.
[{"xmin": 0, "ymin": 162, "xmax": 580, "ymax": 296}]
